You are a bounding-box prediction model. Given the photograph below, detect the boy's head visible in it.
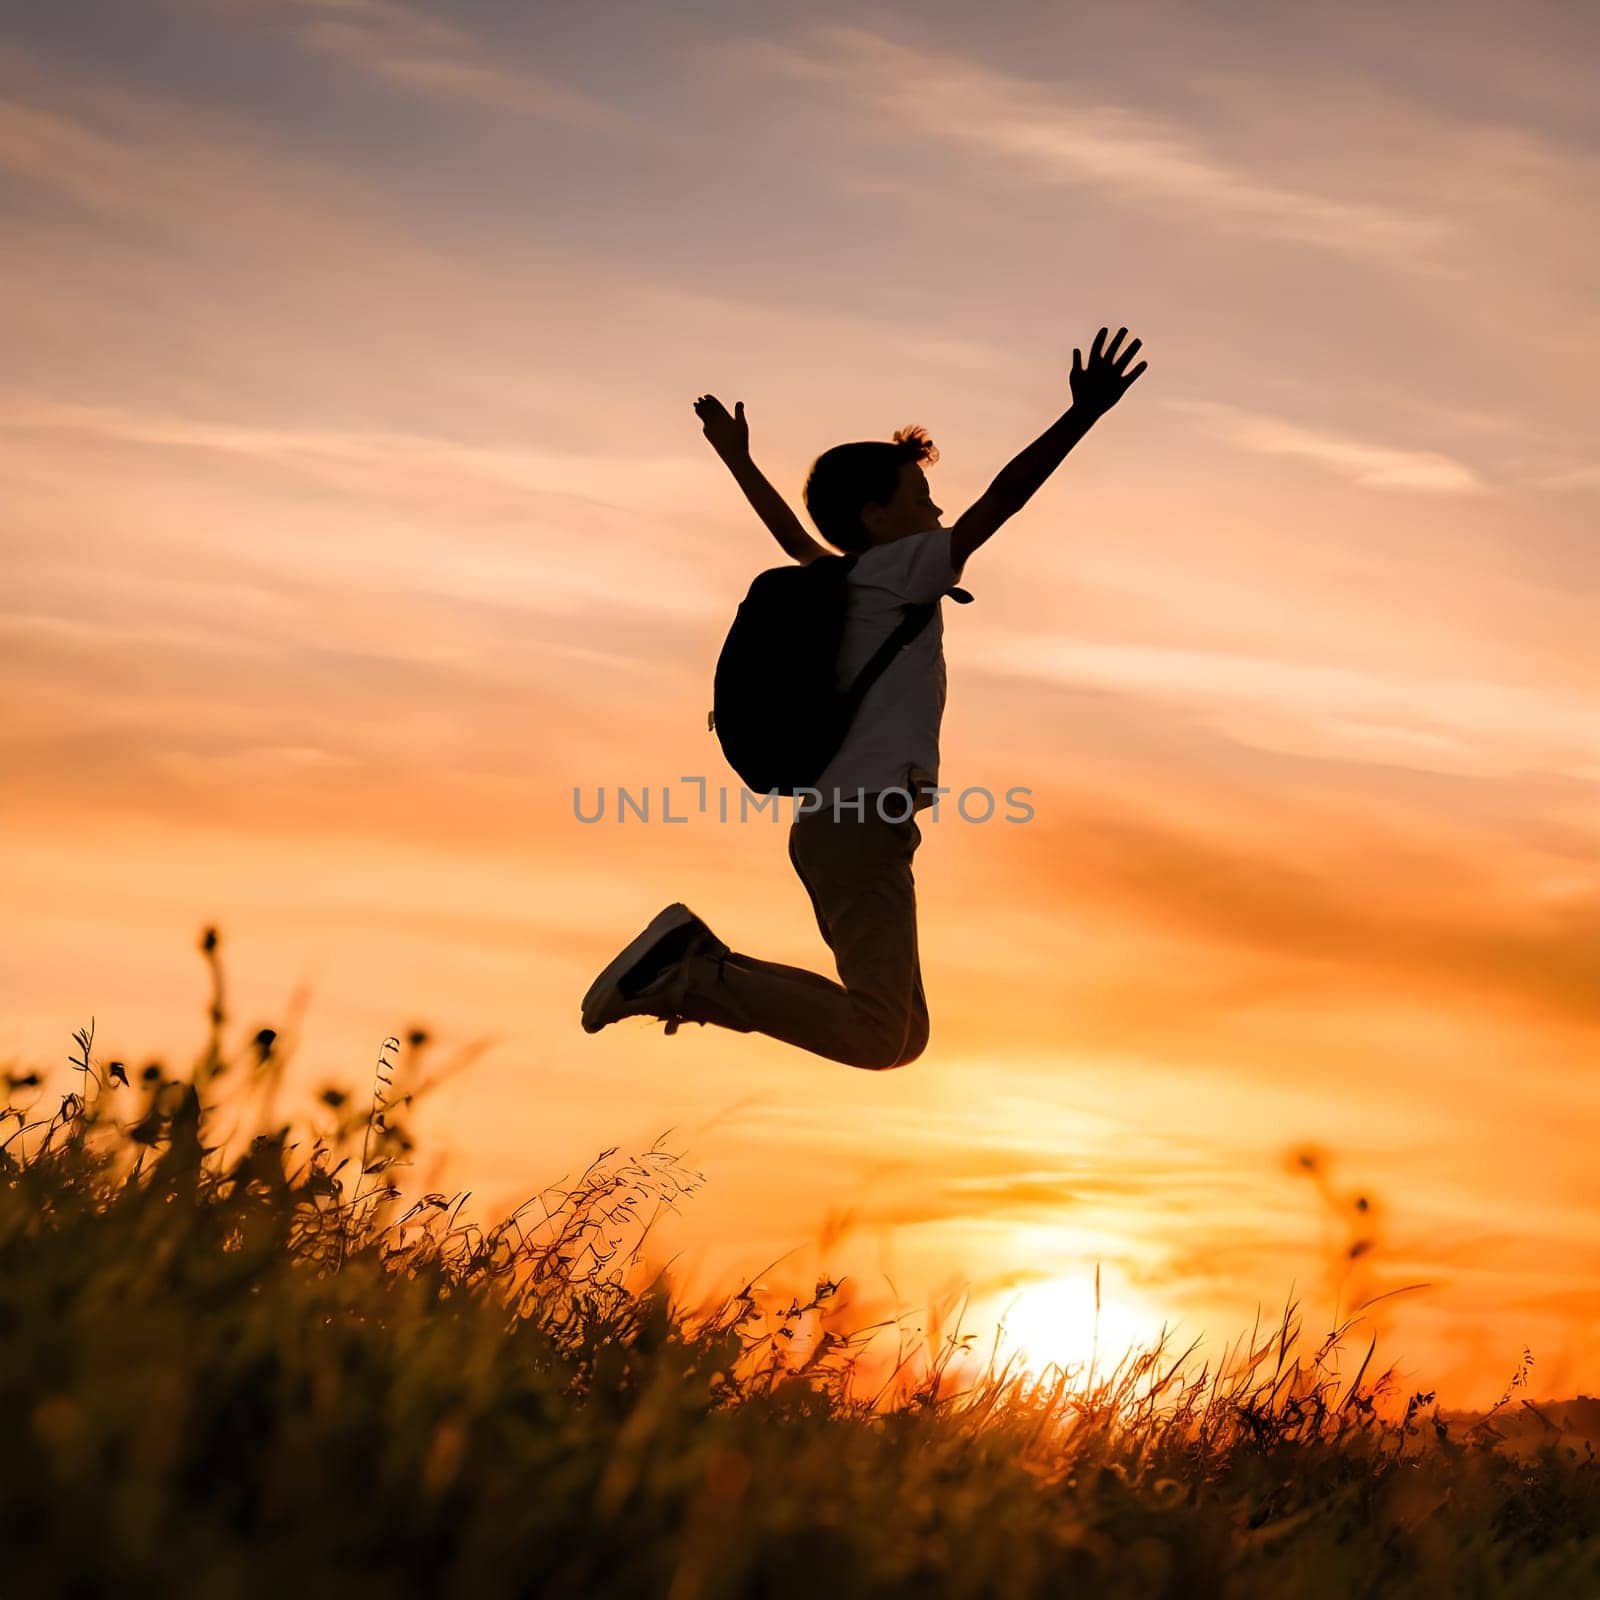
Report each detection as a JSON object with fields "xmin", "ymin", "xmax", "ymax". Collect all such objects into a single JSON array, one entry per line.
[{"xmin": 803, "ymin": 425, "xmax": 942, "ymax": 552}]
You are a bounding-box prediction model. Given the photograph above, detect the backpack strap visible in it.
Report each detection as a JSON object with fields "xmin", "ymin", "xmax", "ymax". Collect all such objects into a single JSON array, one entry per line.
[{"xmin": 842, "ymin": 600, "xmax": 938, "ymax": 715}]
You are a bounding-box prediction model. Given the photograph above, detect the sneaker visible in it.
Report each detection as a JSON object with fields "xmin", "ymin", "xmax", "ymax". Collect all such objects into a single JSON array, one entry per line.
[{"xmin": 580, "ymin": 903, "xmax": 725, "ymax": 1035}]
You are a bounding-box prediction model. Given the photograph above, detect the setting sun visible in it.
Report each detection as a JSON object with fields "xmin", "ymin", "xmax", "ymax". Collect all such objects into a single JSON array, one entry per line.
[{"xmin": 993, "ymin": 1270, "xmax": 1168, "ymax": 1379}]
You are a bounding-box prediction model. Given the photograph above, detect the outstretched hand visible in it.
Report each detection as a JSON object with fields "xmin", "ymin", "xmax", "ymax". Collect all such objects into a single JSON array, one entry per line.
[
  {"xmin": 1070, "ymin": 327, "xmax": 1147, "ymax": 419},
  {"xmin": 693, "ymin": 393, "xmax": 749, "ymax": 459}
]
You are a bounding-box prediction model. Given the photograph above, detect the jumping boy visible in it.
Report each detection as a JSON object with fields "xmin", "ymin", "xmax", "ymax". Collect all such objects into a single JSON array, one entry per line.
[{"xmin": 580, "ymin": 326, "xmax": 1147, "ymax": 1068}]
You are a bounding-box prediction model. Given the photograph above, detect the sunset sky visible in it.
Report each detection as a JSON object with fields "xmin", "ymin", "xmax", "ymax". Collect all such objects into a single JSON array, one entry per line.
[{"xmin": 3, "ymin": 0, "xmax": 1597, "ymax": 1404}]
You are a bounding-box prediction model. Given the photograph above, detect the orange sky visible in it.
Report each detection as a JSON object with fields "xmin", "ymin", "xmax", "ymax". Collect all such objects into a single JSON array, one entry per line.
[{"xmin": 2, "ymin": 1, "xmax": 1597, "ymax": 1406}]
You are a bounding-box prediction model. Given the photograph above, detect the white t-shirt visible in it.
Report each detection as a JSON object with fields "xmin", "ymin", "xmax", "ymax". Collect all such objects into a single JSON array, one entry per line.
[{"xmin": 812, "ymin": 526, "xmax": 968, "ymax": 814}]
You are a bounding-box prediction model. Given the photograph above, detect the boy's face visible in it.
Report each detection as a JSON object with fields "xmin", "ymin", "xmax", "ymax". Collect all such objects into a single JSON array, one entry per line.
[{"xmin": 861, "ymin": 462, "xmax": 943, "ymax": 544}]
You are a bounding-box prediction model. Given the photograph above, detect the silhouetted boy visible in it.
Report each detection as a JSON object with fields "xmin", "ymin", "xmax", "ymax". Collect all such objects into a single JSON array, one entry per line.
[{"xmin": 582, "ymin": 326, "xmax": 1146, "ymax": 1068}]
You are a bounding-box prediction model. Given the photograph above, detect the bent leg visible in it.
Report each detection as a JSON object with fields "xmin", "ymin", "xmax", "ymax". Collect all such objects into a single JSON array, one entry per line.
[{"xmin": 675, "ymin": 811, "xmax": 929, "ymax": 1069}]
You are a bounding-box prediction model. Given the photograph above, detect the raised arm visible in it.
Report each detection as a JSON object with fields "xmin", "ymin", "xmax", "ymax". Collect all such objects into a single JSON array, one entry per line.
[
  {"xmin": 693, "ymin": 395, "xmax": 829, "ymax": 565},
  {"xmin": 949, "ymin": 326, "xmax": 1146, "ymax": 572}
]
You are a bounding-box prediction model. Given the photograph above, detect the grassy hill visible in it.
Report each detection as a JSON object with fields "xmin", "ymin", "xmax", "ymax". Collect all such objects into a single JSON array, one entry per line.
[{"xmin": 4, "ymin": 932, "xmax": 1598, "ymax": 1598}]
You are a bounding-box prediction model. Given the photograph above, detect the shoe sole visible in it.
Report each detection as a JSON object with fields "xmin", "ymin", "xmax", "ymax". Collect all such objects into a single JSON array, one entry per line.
[{"xmin": 580, "ymin": 903, "xmax": 701, "ymax": 1034}]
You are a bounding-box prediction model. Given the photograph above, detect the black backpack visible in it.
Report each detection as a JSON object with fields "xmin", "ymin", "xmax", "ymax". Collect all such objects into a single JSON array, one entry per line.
[{"xmin": 708, "ymin": 553, "xmax": 940, "ymax": 797}]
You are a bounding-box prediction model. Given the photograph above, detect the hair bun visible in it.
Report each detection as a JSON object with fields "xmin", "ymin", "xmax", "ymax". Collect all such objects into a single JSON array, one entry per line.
[{"xmin": 891, "ymin": 424, "xmax": 939, "ymax": 466}]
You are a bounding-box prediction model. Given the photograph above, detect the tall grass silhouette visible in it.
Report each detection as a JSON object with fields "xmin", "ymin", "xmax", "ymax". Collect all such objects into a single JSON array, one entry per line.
[{"xmin": 3, "ymin": 928, "xmax": 1597, "ymax": 1597}]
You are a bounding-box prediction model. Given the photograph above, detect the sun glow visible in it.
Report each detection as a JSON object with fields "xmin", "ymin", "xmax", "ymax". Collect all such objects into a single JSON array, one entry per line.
[{"xmin": 993, "ymin": 1271, "xmax": 1166, "ymax": 1379}]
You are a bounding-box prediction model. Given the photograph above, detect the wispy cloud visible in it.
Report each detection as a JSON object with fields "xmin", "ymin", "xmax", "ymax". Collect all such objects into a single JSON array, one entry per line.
[
  {"xmin": 983, "ymin": 633, "xmax": 1598, "ymax": 780},
  {"xmin": 0, "ymin": 93, "xmax": 195, "ymax": 220},
  {"xmin": 1003, "ymin": 802, "xmax": 1600, "ymax": 1029},
  {"xmin": 1167, "ymin": 399, "xmax": 1484, "ymax": 492},
  {"xmin": 280, "ymin": 0, "xmax": 629, "ymax": 130},
  {"xmin": 733, "ymin": 25, "xmax": 1446, "ymax": 262},
  {"xmin": 0, "ymin": 396, "xmax": 707, "ymax": 516},
  {"xmin": 0, "ymin": 66, "xmax": 395, "ymax": 242},
  {"xmin": 1538, "ymin": 465, "xmax": 1600, "ymax": 492}
]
